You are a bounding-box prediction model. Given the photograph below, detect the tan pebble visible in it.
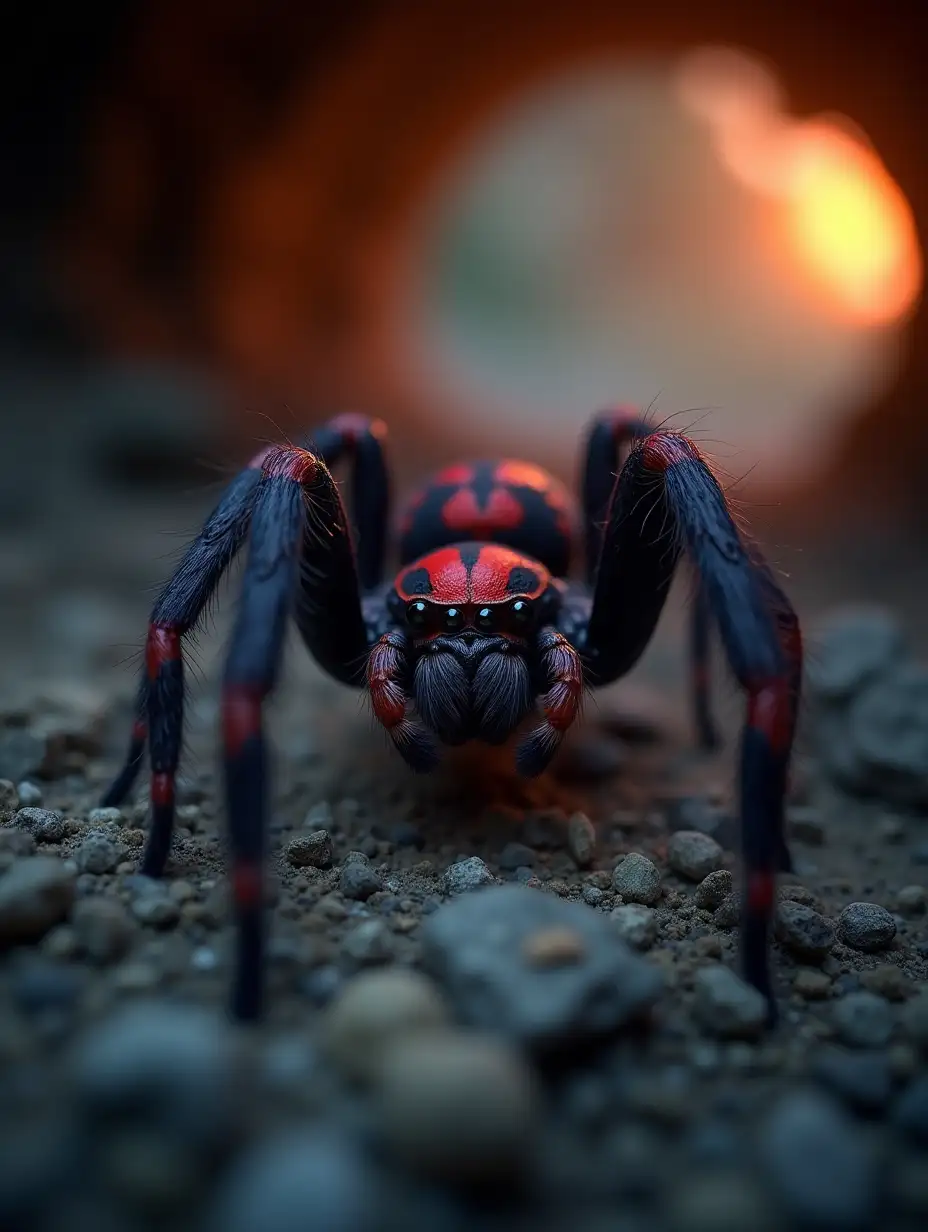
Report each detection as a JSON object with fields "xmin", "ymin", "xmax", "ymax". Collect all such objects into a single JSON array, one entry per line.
[
  {"xmin": 859, "ymin": 964, "xmax": 911, "ymax": 1001},
  {"xmin": 793, "ymin": 969, "xmax": 833, "ymax": 1000},
  {"xmin": 521, "ymin": 926, "xmax": 586, "ymax": 967}
]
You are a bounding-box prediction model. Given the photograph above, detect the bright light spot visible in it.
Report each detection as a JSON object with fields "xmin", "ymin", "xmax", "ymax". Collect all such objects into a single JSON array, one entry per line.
[{"xmin": 676, "ymin": 46, "xmax": 923, "ymax": 326}]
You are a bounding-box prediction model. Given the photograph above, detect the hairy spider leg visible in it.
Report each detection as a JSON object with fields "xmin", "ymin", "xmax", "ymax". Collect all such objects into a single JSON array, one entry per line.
[{"xmin": 578, "ymin": 431, "xmax": 802, "ymax": 1019}]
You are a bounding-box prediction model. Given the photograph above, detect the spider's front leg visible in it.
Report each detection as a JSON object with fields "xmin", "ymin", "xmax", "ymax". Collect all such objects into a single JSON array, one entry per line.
[{"xmin": 580, "ymin": 431, "xmax": 802, "ymax": 1020}]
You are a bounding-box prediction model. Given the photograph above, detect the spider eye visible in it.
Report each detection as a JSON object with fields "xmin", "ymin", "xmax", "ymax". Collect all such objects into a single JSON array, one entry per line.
[
  {"xmin": 406, "ymin": 600, "xmax": 430, "ymax": 630},
  {"xmin": 508, "ymin": 598, "xmax": 535, "ymax": 631},
  {"xmin": 444, "ymin": 607, "xmax": 465, "ymax": 631},
  {"xmin": 475, "ymin": 606, "xmax": 495, "ymax": 632}
]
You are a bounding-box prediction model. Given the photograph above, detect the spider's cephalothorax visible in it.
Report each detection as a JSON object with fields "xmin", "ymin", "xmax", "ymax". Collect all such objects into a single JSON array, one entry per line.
[{"xmin": 103, "ymin": 409, "xmax": 802, "ymax": 1025}]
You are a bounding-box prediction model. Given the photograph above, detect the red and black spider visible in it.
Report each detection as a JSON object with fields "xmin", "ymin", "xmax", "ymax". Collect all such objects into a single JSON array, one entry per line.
[{"xmin": 102, "ymin": 409, "xmax": 802, "ymax": 1023}]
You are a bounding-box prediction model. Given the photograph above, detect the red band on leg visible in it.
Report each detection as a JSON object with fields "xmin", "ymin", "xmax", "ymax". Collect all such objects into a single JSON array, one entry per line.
[
  {"xmin": 222, "ymin": 686, "xmax": 263, "ymax": 757},
  {"xmin": 640, "ymin": 433, "xmax": 700, "ymax": 472},
  {"xmin": 747, "ymin": 871, "xmax": 775, "ymax": 915},
  {"xmin": 145, "ymin": 625, "xmax": 181, "ymax": 680},
  {"xmin": 747, "ymin": 680, "xmax": 793, "ymax": 756},
  {"xmin": 233, "ymin": 864, "xmax": 263, "ymax": 911},
  {"xmin": 262, "ymin": 448, "xmax": 317, "ymax": 483},
  {"xmin": 151, "ymin": 772, "xmax": 174, "ymax": 808}
]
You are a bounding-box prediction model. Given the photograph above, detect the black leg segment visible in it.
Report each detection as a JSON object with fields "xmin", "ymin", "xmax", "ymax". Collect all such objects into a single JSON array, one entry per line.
[
  {"xmin": 580, "ymin": 406, "xmax": 652, "ymax": 582},
  {"xmin": 581, "ymin": 431, "xmax": 802, "ymax": 1018}
]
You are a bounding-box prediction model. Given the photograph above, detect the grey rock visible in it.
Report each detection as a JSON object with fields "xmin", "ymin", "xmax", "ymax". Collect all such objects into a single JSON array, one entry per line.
[
  {"xmin": 72, "ymin": 897, "xmax": 133, "ymax": 964},
  {"xmin": 758, "ymin": 1089, "xmax": 880, "ymax": 1230},
  {"xmin": 342, "ymin": 919, "xmax": 392, "ymax": 966},
  {"xmin": 71, "ymin": 1002, "xmax": 241, "ymax": 1151},
  {"xmin": 15, "ymin": 781, "xmax": 43, "ymax": 807},
  {"xmin": 497, "ymin": 842, "xmax": 536, "ymax": 872},
  {"xmin": 846, "ymin": 664, "xmax": 928, "ymax": 806},
  {"xmin": 88, "ymin": 807, "xmax": 124, "ymax": 827},
  {"xmin": 566, "ymin": 812, "xmax": 597, "ymax": 868},
  {"xmin": 807, "ymin": 606, "xmax": 905, "ymax": 702},
  {"xmin": 582, "ymin": 885, "xmax": 604, "ymax": 907},
  {"xmin": 774, "ymin": 901, "xmax": 835, "ymax": 962},
  {"xmin": 610, "ymin": 904, "xmax": 658, "ymax": 950},
  {"xmin": 668, "ymin": 830, "xmax": 724, "ymax": 882},
  {"xmin": 892, "ymin": 1075, "xmax": 928, "ymax": 1144},
  {"xmin": 421, "ymin": 885, "xmax": 663, "ymax": 1054},
  {"xmin": 611, "ymin": 852, "xmax": 661, "ymax": 905},
  {"xmin": 694, "ymin": 869, "xmax": 733, "ymax": 910},
  {"xmin": 12, "ymin": 808, "xmax": 64, "ymax": 844},
  {"xmin": 666, "ymin": 1172, "xmax": 781, "ymax": 1232},
  {"xmin": 322, "ymin": 969, "xmax": 449, "ymax": 1084},
  {"xmin": 832, "ymin": 991, "xmax": 894, "ymax": 1049},
  {"xmin": 286, "ymin": 830, "xmax": 333, "ymax": 869},
  {"xmin": 440, "ymin": 856, "xmax": 495, "ymax": 896},
  {"xmin": 338, "ymin": 861, "xmax": 383, "ymax": 902},
  {"xmin": 0, "ymin": 731, "xmax": 45, "ymax": 784},
  {"xmin": 895, "ymin": 885, "xmax": 927, "ymax": 916},
  {"xmin": 836, "ymin": 902, "xmax": 896, "ymax": 952},
  {"xmin": 130, "ymin": 883, "xmax": 180, "ymax": 930},
  {"xmin": 205, "ymin": 1130, "xmax": 378, "ymax": 1232},
  {"xmin": 693, "ymin": 964, "xmax": 768, "ymax": 1039},
  {"xmin": 713, "ymin": 895, "xmax": 741, "ymax": 928},
  {"xmin": 811, "ymin": 1046, "xmax": 894, "ymax": 1115},
  {"xmin": 377, "ymin": 1030, "xmax": 539, "ymax": 1185},
  {"xmin": 75, "ymin": 832, "xmax": 120, "ymax": 875},
  {"xmin": 0, "ymin": 857, "xmax": 76, "ymax": 945}
]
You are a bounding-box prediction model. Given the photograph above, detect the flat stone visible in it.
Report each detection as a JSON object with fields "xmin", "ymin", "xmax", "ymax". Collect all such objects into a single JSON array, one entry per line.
[
  {"xmin": 667, "ymin": 831, "xmax": 724, "ymax": 882},
  {"xmin": 774, "ymin": 902, "xmax": 835, "ymax": 963},
  {"xmin": 0, "ymin": 857, "xmax": 76, "ymax": 945},
  {"xmin": 286, "ymin": 830, "xmax": 332, "ymax": 869},
  {"xmin": 421, "ymin": 885, "xmax": 663, "ymax": 1054},
  {"xmin": 836, "ymin": 902, "xmax": 897, "ymax": 952},
  {"xmin": 612, "ymin": 852, "xmax": 662, "ymax": 905}
]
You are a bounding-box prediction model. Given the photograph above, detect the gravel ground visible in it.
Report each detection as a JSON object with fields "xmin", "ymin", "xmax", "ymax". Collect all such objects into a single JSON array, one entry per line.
[{"xmin": 1, "ymin": 586, "xmax": 928, "ymax": 1232}]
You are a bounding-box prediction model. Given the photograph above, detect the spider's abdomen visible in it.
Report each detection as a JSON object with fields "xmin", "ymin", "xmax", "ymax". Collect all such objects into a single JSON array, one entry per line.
[{"xmin": 398, "ymin": 459, "xmax": 575, "ymax": 577}]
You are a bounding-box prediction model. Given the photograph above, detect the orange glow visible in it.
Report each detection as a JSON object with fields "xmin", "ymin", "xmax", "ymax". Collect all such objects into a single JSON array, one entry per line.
[{"xmin": 676, "ymin": 47, "xmax": 923, "ymax": 326}]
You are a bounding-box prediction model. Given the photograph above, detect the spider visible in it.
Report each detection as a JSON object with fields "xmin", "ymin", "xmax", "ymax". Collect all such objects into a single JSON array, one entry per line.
[{"xmin": 102, "ymin": 409, "xmax": 802, "ymax": 1023}]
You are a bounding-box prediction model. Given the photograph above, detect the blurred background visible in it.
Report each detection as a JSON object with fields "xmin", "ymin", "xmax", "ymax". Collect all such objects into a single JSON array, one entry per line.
[{"xmin": 1, "ymin": 0, "xmax": 926, "ymax": 699}]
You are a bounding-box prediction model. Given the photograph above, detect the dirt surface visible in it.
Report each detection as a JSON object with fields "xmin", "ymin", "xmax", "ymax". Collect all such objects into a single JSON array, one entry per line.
[{"xmin": 1, "ymin": 462, "xmax": 928, "ymax": 1232}]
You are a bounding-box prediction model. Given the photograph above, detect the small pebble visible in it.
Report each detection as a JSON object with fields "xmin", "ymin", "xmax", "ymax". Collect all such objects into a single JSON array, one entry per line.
[
  {"xmin": 12, "ymin": 808, "xmax": 64, "ymax": 844},
  {"xmin": 713, "ymin": 896, "xmax": 741, "ymax": 929},
  {"xmin": 75, "ymin": 832, "xmax": 121, "ymax": 875},
  {"xmin": 794, "ymin": 970, "xmax": 833, "ymax": 1000},
  {"xmin": 836, "ymin": 902, "xmax": 897, "ymax": 952},
  {"xmin": 130, "ymin": 886, "xmax": 180, "ymax": 930},
  {"xmin": 16, "ymin": 781, "xmax": 43, "ymax": 807},
  {"xmin": 440, "ymin": 856, "xmax": 495, "ymax": 895},
  {"xmin": 693, "ymin": 964, "xmax": 768, "ymax": 1039},
  {"xmin": 497, "ymin": 842, "xmax": 536, "ymax": 872},
  {"xmin": 0, "ymin": 856, "xmax": 76, "ymax": 945},
  {"xmin": 832, "ymin": 991, "xmax": 894, "ymax": 1048},
  {"xmin": 321, "ymin": 968, "xmax": 449, "ymax": 1084},
  {"xmin": 859, "ymin": 964, "xmax": 910, "ymax": 1002},
  {"xmin": 694, "ymin": 869, "xmax": 733, "ymax": 910},
  {"xmin": 286, "ymin": 830, "xmax": 333, "ymax": 869},
  {"xmin": 668, "ymin": 831, "xmax": 724, "ymax": 882},
  {"xmin": 338, "ymin": 861, "xmax": 382, "ymax": 902},
  {"xmin": 88, "ymin": 807, "xmax": 124, "ymax": 826},
  {"xmin": 582, "ymin": 885, "xmax": 604, "ymax": 907},
  {"xmin": 566, "ymin": 812, "xmax": 597, "ymax": 868},
  {"xmin": 758, "ymin": 1088, "xmax": 879, "ymax": 1230},
  {"xmin": 342, "ymin": 919, "xmax": 392, "ymax": 966},
  {"xmin": 521, "ymin": 926, "xmax": 586, "ymax": 967},
  {"xmin": 72, "ymin": 897, "xmax": 133, "ymax": 964},
  {"xmin": 774, "ymin": 901, "xmax": 835, "ymax": 963},
  {"xmin": 612, "ymin": 852, "xmax": 661, "ymax": 905},
  {"xmin": 895, "ymin": 885, "xmax": 927, "ymax": 916},
  {"xmin": 376, "ymin": 1030, "xmax": 539, "ymax": 1186},
  {"xmin": 610, "ymin": 904, "xmax": 658, "ymax": 950}
]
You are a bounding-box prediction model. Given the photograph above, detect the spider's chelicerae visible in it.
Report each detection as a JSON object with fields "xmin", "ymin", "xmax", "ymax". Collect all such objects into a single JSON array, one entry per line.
[{"xmin": 103, "ymin": 410, "xmax": 802, "ymax": 1022}]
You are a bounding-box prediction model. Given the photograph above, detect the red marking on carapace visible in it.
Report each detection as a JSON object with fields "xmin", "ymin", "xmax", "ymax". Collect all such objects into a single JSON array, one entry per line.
[
  {"xmin": 639, "ymin": 433, "xmax": 701, "ymax": 472},
  {"xmin": 433, "ymin": 462, "xmax": 474, "ymax": 486},
  {"xmin": 473, "ymin": 544, "xmax": 549, "ymax": 602},
  {"xmin": 367, "ymin": 636, "xmax": 407, "ymax": 729},
  {"xmin": 150, "ymin": 772, "xmax": 174, "ymax": 808},
  {"xmin": 439, "ymin": 486, "xmax": 525, "ymax": 535},
  {"xmin": 746, "ymin": 871, "xmax": 775, "ymax": 915},
  {"xmin": 262, "ymin": 447, "xmax": 317, "ymax": 483},
  {"xmin": 221, "ymin": 686, "xmax": 263, "ymax": 757},
  {"xmin": 747, "ymin": 680, "xmax": 793, "ymax": 757},
  {"xmin": 233, "ymin": 863, "xmax": 263, "ymax": 911},
  {"xmin": 330, "ymin": 412, "xmax": 386, "ymax": 444},
  {"xmin": 396, "ymin": 544, "xmax": 549, "ymax": 605},
  {"xmin": 145, "ymin": 625, "xmax": 181, "ymax": 681}
]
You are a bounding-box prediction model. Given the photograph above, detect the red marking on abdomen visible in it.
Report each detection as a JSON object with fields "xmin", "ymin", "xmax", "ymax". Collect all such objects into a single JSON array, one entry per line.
[
  {"xmin": 433, "ymin": 463, "xmax": 474, "ymax": 486},
  {"xmin": 222, "ymin": 686, "xmax": 263, "ymax": 757},
  {"xmin": 440, "ymin": 486, "xmax": 525, "ymax": 535},
  {"xmin": 146, "ymin": 625, "xmax": 181, "ymax": 681},
  {"xmin": 640, "ymin": 433, "xmax": 700, "ymax": 472},
  {"xmin": 746, "ymin": 871, "xmax": 775, "ymax": 915},
  {"xmin": 747, "ymin": 680, "xmax": 793, "ymax": 756},
  {"xmin": 494, "ymin": 460, "xmax": 554, "ymax": 492},
  {"xmin": 233, "ymin": 864, "xmax": 263, "ymax": 911},
  {"xmin": 262, "ymin": 447, "xmax": 317, "ymax": 483},
  {"xmin": 151, "ymin": 772, "xmax": 174, "ymax": 808}
]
